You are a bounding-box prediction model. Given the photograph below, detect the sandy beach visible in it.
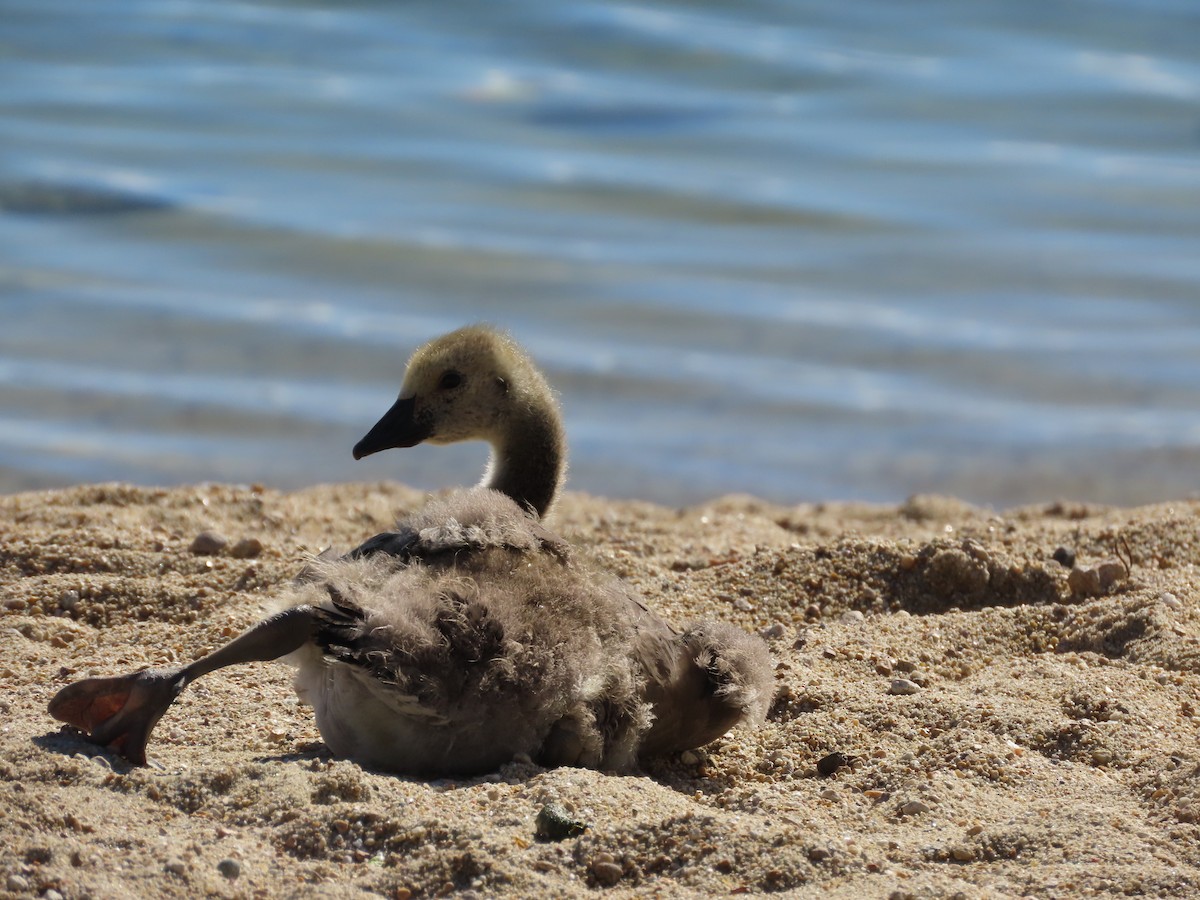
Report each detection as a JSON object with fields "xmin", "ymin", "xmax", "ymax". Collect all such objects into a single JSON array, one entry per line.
[{"xmin": 2, "ymin": 482, "xmax": 1199, "ymax": 898}]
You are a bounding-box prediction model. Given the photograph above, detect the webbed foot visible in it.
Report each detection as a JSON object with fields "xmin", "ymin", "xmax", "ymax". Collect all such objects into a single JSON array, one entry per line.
[{"xmin": 48, "ymin": 668, "xmax": 188, "ymax": 765}]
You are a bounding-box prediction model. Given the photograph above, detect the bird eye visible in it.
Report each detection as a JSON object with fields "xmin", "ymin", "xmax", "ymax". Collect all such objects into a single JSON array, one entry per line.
[{"xmin": 438, "ymin": 370, "xmax": 463, "ymax": 390}]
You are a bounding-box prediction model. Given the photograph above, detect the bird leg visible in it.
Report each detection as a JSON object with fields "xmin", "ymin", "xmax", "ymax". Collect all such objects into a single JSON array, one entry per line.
[{"xmin": 48, "ymin": 605, "xmax": 318, "ymax": 765}]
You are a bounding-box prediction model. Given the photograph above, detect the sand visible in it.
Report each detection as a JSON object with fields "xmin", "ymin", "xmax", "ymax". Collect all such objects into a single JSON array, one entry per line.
[{"xmin": 2, "ymin": 482, "xmax": 1199, "ymax": 899}]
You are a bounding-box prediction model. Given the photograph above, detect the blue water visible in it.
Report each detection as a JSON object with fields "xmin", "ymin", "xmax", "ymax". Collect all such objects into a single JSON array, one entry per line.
[{"xmin": 2, "ymin": 0, "xmax": 1199, "ymax": 507}]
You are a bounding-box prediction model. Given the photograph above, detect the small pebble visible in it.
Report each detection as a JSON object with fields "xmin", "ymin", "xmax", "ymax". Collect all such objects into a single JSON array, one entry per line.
[
  {"xmin": 951, "ymin": 846, "xmax": 976, "ymax": 862},
  {"xmin": 840, "ymin": 610, "xmax": 865, "ymax": 624},
  {"xmin": 230, "ymin": 537, "xmax": 263, "ymax": 559},
  {"xmin": 1051, "ymin": 546, "xmax": 1076, "ymax": 569},
  {"xmin": 4, "ymin": 598, "xmax": 26, "ymax": 610},
  {"xmin": 1068, "ymin": 566, "xmax": 1101, "ymax": 597},
  {"xmin": 59, "ymin": 590, "xmax": 80, "ymax": 611},
  {"xmin": 817, "ymin": 751, "xmax": 851, "ymax": 777},
  {"xmin": 190, "ymin": 531, "xmax": 228, "ymax": 555},
  {"xmin": 165, "ymin": 859, "xmax": 187, "ymax": 876},
  {"xmin": 217, "ymin": 858, "xmax": 241, "ymax": 880},
  {"xmin": 43, "ymin": 891, "xmax": 64, "ymax": 900},
  {"xmin": 591, "ymin": 861, "xmax": 623, "ymax": 886},
  {"xmin": 889, "ymin": 678, "xmax": 920, "ymax": 696},
  {"xmin": 7, "ymin": 875, "xmax": 29, "ymax": 892},
  {"xmin": 1069, "ymin": 558, "xmax": 1128, "ymax": 597},
  {"xmin": 680, "ymin": 750, "xmax": 701, "ymax": 765},
  {"xmin": 534, "ymin": 802, "xmax": 588, "ymax": 841},
  {"xmin": 1161, "ymin": 592, "xmax": 1182, "ymax": 610},
  {"xmin": 758, "ymin": 622, "xmax": 785, "ymax": 640},
  {"xmin": 1095, "ymin": 559, "xmax": 1128, "ymax": 591},
  {"xmin": 733, "ymin": 598, "xmax": 754, "ymax": 612},
  {"xmin": 899, "ymin": 799, "xmax": 931, "ymax": 816},
  {"xmin": 819, "ymin": 788, "xmax": 840, "ymax": 801}
]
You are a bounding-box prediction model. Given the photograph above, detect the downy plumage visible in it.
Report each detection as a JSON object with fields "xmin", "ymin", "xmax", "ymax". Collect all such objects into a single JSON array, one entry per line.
[{"xmin": 50, "ymin": 325, "xmax": 774, "ymax": 775}]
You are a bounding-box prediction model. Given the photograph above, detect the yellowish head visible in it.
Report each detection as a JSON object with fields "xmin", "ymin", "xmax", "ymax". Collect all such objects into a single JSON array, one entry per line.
[{"xmin": 354, "ymin": 325, "xmax": 556, "ymax": 457}]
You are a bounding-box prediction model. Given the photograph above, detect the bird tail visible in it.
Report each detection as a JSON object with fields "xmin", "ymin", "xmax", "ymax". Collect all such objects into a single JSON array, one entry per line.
[{"xmin": 683, "ymin": 621, "xmax": 775, "ymax": 725}]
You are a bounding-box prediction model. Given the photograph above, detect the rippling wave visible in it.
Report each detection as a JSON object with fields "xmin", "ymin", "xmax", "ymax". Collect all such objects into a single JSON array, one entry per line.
[{"xmin": 2, "ymin": 0, "xmax": 1198, "ymax": 505}]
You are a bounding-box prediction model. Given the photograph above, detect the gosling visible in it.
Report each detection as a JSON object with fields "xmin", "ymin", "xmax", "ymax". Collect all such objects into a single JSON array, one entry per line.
[{"xmin": 49, "ymin": 325, "xmax": 774, "ymax": 775}]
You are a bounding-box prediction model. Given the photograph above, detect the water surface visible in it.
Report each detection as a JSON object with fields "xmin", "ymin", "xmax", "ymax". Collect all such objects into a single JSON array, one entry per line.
[{"xmin": 2, "ymin": 0, "xmax": 1199, "ymax": 507}]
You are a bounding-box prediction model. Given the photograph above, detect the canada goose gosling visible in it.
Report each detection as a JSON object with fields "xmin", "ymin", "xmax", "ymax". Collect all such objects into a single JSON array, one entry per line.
[{"xmin": 49, "ymin": 325, "xmax": 773, "ymax": 774}]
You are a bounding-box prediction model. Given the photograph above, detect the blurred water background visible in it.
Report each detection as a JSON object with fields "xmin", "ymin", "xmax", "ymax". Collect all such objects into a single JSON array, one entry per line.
[{"xmin": 2, "ymin": 0, "xmax": 1199, "ymax": 508}]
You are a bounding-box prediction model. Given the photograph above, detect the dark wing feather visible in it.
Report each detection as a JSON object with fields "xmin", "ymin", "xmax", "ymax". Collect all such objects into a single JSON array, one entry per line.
[
  {"xmin": 345, "ymin": 529, "xmax": 422, "ymax": 562},
  {"xmin": 346, "ymin": 519, "xmax": 570, "ymax": 567}
]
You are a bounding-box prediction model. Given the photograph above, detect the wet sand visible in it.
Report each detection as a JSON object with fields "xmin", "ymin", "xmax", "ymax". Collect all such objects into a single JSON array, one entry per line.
[{"xmin": 2, "ymin": 483, "xmax": 1199, "ymax": 898}]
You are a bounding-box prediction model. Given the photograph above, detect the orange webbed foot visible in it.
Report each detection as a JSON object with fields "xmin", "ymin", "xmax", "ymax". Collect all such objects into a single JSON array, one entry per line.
[{"xmin": 49, "ymin": 669, "xmax": 188, "ymax": 766}]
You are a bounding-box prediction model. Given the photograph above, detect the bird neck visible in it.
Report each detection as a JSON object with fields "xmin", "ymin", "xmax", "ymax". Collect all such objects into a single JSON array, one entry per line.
[{"xmin": 483, "ymin": 400, "xmax": 565, "ymax": 519}]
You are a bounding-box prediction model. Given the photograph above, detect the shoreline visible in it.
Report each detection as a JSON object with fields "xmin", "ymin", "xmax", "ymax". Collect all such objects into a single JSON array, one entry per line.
[{"xmin": 2, "ymin": 483, "xmax": 1199, "ymax": 897}]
